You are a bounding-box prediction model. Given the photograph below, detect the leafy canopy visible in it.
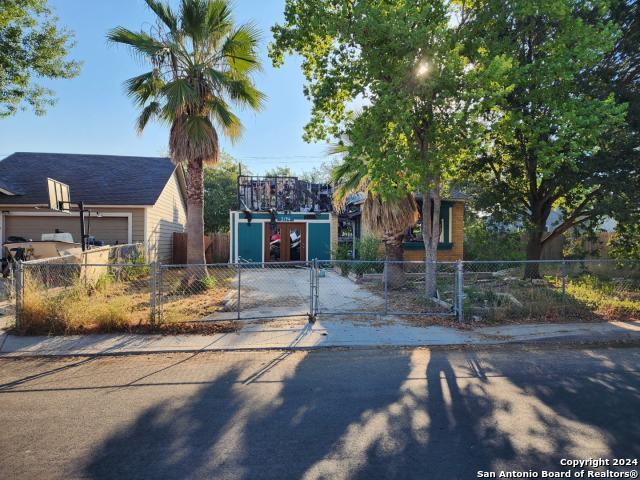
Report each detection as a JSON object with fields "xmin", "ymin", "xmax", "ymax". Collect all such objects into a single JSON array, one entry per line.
[
  {"xmin": 270, "ymin": 0, "xmax": 484, "ymax": 199},
  {"xmin": 460, "ymin": 0, "xmax": 634, "ymax": 246},
  {"xmin": 108, "ymin": 0, "xmax": 265, "ymax": 165},
  {"xmin": 204, "ymin": 153, "xmax": 248, "ymax": 233},
  {"xmin": 0, "ymin": 0, "xmax": 80, "ymax": 117}
]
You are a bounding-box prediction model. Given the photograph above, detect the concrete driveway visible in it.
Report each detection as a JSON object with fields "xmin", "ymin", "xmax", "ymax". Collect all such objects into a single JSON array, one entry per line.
[{"xmin": 212, "ymin": 266, "xmax": 385, "ymax": 320}]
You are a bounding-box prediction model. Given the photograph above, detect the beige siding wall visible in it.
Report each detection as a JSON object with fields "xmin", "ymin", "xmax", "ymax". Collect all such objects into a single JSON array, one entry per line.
[
  {"xmin": 146, "ymin": 171, "xmax": 187, "ymax": 263},
  {"xmin": 1, "ymin": 206, "xmax": 145, "ymax": 245}
]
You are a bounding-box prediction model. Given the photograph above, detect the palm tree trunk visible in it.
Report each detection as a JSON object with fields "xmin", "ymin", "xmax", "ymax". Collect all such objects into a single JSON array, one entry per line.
[
  {"xmin": 384, "ymin": 232, "xmax": 406, "ymax": 289},
  {"xmin": 186, "ymin": 157, "xmax": 207, "ymax": 277}
]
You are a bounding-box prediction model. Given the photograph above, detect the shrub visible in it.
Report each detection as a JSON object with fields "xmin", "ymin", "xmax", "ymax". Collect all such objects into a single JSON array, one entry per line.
[
  {"xmin": 333, "ymin": 242, "xmax": 352, "ymax": 276},
  {"xmin": 356, "ymin": 235, "xmax": 382, "ymax": 261}
]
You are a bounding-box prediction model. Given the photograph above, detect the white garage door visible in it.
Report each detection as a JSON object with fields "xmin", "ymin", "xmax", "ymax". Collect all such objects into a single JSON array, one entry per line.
[{"xmin": 4, "ymin": 216, "xmax": 129, "ymax": 245}]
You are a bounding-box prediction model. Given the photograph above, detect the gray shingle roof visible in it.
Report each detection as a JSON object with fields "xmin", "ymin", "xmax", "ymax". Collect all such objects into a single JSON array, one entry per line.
[{"xmin": 0, "ymin": 152, "xmax": 178, "ymax": 205}]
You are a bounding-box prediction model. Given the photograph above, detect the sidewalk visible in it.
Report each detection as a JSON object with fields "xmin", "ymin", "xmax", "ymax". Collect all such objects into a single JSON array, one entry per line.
[{"xmin": 1, "ymin": 318, "xmax": 639, "ymax": 356}]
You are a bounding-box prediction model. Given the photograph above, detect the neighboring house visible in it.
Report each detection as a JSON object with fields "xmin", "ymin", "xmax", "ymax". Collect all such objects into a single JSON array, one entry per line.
[
  {"xmin": 0, "ymin": 152, "xmax": 187, "ymax": 263},
  {"xmin": 344, "ymin": 191, "xmax": 465, "ymax": 261}
]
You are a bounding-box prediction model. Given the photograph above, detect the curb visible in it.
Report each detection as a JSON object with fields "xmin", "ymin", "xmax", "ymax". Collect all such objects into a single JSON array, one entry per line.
[{"xmin": 1, "ymin": 334, "xmax": 639, "ymax": 358}]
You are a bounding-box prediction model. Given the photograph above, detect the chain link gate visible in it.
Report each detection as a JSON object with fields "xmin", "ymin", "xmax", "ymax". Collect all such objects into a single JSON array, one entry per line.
[{"xmin": 157, "ymin": 262, "xmax": 315, "ymax": 323}]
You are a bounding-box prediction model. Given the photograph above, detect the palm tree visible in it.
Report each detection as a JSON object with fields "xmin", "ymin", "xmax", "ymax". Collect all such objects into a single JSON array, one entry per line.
[
  {"xmin": 331, "ymin": 149, "xmax": 418, "ymax": 288},
  {"xmin": 109, "ymin": 0, "xmax": 264, "ymax": 274}
]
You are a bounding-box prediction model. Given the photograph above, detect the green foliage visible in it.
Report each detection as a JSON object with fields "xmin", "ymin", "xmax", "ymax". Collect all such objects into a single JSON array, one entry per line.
[
  {"xmin": 120, "ymin": 254, "xmax": 150, "ymax": 280},
  {"xmin": 204, "ymin": 153, "xmax": 248, "ymax": 233},
  {"xmin": 93, "ymin": 272, "xmax": 113, "ymax": 294},
  {"xmin": 460, "ymin": 0, "xmax": 637, "ymax": 260},
  {"xmin": 0, "ymin": 0, "xmax": 80, "ymax": 117},
  {"xmin": 299, "ymin": 160, "xmax": 338, "ymax": 184},
  {"xmin": 270, "ymin": 0, "xmax": 477, "ymax": 199},
  {"xmin": 356, "ymin": 235, "xmax": 381, "ymax": 262},
  {"xmin": 264, "ymin": 166, "xmax": 295, "ymax": 177},
  {"xmin": 464, "ymin": 213, "xmax": 524, "ymax": 261},
  {"xmin": 333, "ymin": 242, "xmax": 352, "ymax": 276},
  {"xmin": 609, "ymin": 222, "xmax": 640, "ymax": 260}
]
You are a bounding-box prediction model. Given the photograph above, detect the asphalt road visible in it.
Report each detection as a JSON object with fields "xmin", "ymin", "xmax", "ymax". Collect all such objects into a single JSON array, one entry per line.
[{"xmin": 0, "ymin": 346, "xmax": 638, "ymax": 480}]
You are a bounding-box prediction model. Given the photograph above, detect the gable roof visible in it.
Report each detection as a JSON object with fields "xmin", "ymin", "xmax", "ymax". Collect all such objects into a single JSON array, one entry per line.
[{"xmin": 0, "ymin": 152, "xmax": 181, "ymax": 206}]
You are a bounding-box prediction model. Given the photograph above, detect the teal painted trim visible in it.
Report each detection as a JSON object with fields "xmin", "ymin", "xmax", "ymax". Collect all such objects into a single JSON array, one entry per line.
[
  {"xmin": 402, "ymin": 241, "xmax": 453, "ymax": 251},
  {"xmin": 232, "ymin": 211, "xmax": 330, "ymax": 221},
  {"xmin": 237, "ymin": 222, "xmax": 263, "ymax": 262},
  {"xmin": 308, "ymin": 223, "xmax": 331, "ymax": 260},
  {"xmin": 442, "ymin": 204, "xmax": 450, "ymax": 244}
]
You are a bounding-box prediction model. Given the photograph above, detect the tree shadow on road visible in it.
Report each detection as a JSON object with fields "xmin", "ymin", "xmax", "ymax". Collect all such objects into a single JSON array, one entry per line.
[{"xmin": 83, "ymin": 347, "xmax": 640, "ymax": 480}]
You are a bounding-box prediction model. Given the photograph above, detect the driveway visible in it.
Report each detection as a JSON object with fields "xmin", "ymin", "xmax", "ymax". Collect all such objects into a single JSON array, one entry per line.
[{"xmin": 212, "ymin": 266, "xmax": 385, "ymax": 320}]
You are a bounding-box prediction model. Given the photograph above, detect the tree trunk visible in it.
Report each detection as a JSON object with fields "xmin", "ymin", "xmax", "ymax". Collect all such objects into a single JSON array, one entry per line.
[
  {"xmin": 186, "ymin": 157, "xmax": 207, "ymax": 279},
  {"xmin": 422, "ymin": 187, "xmax": 441, "ymax": 299},
  {"xmin": 524, "ymin": 228, "xmax": 544, "ymax": 279},
  {"xmin": 384, "ymin": 232, "xmax": 406, "ymax": 289}
]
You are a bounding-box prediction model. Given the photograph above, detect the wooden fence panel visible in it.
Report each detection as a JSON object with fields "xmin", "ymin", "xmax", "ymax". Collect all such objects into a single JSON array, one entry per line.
[{"xmin": 172, "ymin": 232, "xmax": 230, "ymax": 264}]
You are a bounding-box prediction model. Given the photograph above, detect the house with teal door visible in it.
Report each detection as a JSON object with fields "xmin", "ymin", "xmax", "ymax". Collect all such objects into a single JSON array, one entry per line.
[
  {"xmin": 228, "ymin": 174, "xmax": 464, "ymax": 263},
  {"xmin": 228, "ymin": 175, "xmax": 337, "ymax": 263}
]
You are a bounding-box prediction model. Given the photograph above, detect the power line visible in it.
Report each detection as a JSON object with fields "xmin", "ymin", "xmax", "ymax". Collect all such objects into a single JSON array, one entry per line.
[{"xmin": 238, "ymin": 155, "xmax": 330, "ymax": 160}]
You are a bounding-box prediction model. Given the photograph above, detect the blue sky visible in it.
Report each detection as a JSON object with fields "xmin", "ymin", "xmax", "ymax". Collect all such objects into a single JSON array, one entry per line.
[{"xmin": 0, "ymin": 0, "xmax": 330, "ymax": 174}]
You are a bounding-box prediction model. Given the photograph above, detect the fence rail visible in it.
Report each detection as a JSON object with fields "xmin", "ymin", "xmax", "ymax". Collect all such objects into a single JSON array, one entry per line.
[{"xmin": 11, "ymin": 258, "xmax": 640, "ymax": 332}]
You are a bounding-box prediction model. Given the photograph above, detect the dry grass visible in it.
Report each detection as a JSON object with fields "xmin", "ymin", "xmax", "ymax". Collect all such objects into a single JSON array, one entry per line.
[
  {"xmin": 464, "ymin": 271, "xmax": 640, "ymax": 324},
  {"xmin": 18, "ymin": 271, "xmax": 238, "ymax": 336}
]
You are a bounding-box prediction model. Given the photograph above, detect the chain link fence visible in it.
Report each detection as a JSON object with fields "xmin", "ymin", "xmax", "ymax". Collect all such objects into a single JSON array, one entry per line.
[
  {"xmin": 11, "ymin": 257, "xmax": 640, "ymax": 332},
  {"xmin": 315, "ymin": 260, "xmax": 459, "ymax": 317},
  {"xmin": 461, "ymin": 259, "xmax": 640, "ymax": 322},
  {"xmin": 16, "ymin": 261, "xmax": 150, "ymax": 334}
]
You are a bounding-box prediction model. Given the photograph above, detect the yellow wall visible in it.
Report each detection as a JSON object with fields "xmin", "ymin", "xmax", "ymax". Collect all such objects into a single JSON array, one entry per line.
[{"xmin": 403, "ymin": 201, "xmax": 464, "ymax": 261}]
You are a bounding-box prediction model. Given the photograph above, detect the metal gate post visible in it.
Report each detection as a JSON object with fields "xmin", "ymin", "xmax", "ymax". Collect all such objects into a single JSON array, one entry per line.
[
  {"xmin": 15, "ymin": 261, "xmax": 23, "ymax": 330},
  {"xmin": 456, "ymin": 260, "xmax": 464, "ymax": 323},
  {"xmin": 309, "ymin": 259, "xmax": 314, "ymax": 321},
  {"xmin": 383, "ymin": 259, "xmax": 389, "ymax": 315},
  {"xmin": 312, "ymin": 258, "xmax": 319, "ymax": 320},
  {"xmin": 149, "ymin": 261, "xmax": 157, "ymax": 324},
  {"xmin": 158, "ymin": 264, "xmax": 163, "ymax": 323},
  {"xmin": 561, "ymin": 260, "xmax": 566, "ymax": 314},
  {"xmin": 237, "ymin": 261, "xmax": 241, "ymax": 320}
]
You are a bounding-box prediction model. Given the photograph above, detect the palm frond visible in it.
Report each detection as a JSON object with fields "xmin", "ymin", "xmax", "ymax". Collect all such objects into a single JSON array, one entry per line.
[
  {"xmin": 362, "ymin": 194, "xmax": 419, "ymax": 237},
  {"xmin": 225, "ymin": 77, "xmax": 266, "ymax": 110},
  {"xmin": 204, "ymin": 0, "xmax": 233, "ymax": 42},
  {"xmin": 161, "ymin": 78, "xmax": 199, "ymax": 115},
  {"xmin": 181, "ymin": 0, "xmax": 226, "ymax": 43},
  {"xmin": 107, "ymin": 27, "xmax": 167, "ymax": 59},
  {"xmin": 169, "ymin": 115, "xmax": 219, "ymax": 165},
  {"xmin": 222, "ymin": 23, "xmax": 262, "ymax": 74},
  {"xmin": 124, "ymin": 71, "xmax": 164, "ymax": 107},
  {"xmin": 207, "ymin": 97, "xmax": 243, "ymax": 140},
  {"xmin": 136, "ymin": 101, "xmax": 162, "ymax": 134},
  {"xmin": 144, "ymin": 0, "xmax": 178, "ymax": 32}
]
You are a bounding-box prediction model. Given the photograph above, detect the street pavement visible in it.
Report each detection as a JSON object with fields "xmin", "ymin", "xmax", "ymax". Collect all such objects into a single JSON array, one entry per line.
[{"xmin": 0, "ymin": 345, "xmax": 638, "ymax": 479}]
